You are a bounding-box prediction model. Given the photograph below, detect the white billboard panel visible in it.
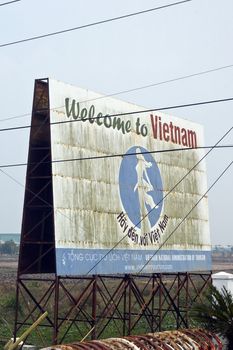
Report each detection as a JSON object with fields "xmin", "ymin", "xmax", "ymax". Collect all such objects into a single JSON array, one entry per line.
[{"xmin": 48, "ymin": 78, "xmax": 211, "ymax": 275}]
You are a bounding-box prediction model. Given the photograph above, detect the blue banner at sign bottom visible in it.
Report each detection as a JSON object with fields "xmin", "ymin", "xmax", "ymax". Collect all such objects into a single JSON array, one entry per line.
[{"xmin": 56, "ymin": 248, "xmax": 212, "ymax": 276}]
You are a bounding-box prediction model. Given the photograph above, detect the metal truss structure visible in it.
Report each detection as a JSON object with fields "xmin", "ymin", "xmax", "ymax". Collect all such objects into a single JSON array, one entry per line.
[{"xmin": 14, "ymin": 272, "xmax": 211, "ymax": 346}]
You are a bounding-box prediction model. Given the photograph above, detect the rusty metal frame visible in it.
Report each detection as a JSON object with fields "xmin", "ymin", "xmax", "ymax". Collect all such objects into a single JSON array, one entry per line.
[
  {"xmin": 17, "ymin": 78, "xmax": 56, "ymax": 276},
  {"xmin": 14, "ymin": 272, "xmax": 211, "ymax": 346}
]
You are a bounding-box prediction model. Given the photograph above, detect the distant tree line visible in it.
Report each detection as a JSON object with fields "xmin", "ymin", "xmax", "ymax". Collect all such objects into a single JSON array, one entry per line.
[{"xmin": 0, "ymin": 240, "xmax": 19, "ymax": 255}]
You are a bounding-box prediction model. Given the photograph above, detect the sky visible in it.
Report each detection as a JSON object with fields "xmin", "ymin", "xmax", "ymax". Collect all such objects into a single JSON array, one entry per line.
[{"xmin": 0, "ymin": 0, "xmax": 232, "ymax": 245}]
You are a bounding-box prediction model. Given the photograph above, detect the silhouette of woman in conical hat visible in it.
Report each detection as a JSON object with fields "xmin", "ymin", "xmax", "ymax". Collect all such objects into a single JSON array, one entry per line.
[{"xmin": 134, "ymin": 148, "xmax": 158, "ymax": 231}]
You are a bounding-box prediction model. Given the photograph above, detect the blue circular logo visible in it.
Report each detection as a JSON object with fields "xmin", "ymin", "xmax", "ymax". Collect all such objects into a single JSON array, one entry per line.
[{"xmin": 119, "ymin": 146, "xmax": 163, "ymax": 230}]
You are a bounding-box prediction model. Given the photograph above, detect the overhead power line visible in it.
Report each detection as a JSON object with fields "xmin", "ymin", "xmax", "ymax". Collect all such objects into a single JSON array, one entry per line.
[
  {"xmin": 85, "ymin": 124, "xmax": 233, "ymax": 275},
  {"xmin": 0, "ymin": 96, "xmax": 233, "ymax": 133},
  {"xmin": 0, "ymin": 169, "xmax": 87, "ymax": 243},
  {"xmin": 0, "ymin": 114, "xmax": 86, "ymax": 243},
  {"xmin": 138, "ymin": 159, "xmax": 233, "ymax": 274},
  {"xmin": 2, "ymin": 119, "xmax": 232, "ymax": 276},
  {"xmin": 0, "ymin": 144, "xmax": 232, "ymax": 169},
  {"xmin": 0, "ymin": 0, "xmax": 20, "ymax": 6},
  {"xmin": 80, "ymin": 158, "xmax": 233, "ymax": 341},
  {"xmin": 0, "ymin": 112, "xmax": 30, "ymax": 123},
  {"xmin": 81, "ymin": 64, "xmax": 233, "ymax": 104},
  {"xmin": 0, "ymin": 0, "xmax": 191, "ymax": 48},
  {"xmin": 1, "ymin": 62, "xmax": 233, "ymax": 124},
  {"xmin": 54, "ymin": 124, "xmax": 233, "ymax": 311}
]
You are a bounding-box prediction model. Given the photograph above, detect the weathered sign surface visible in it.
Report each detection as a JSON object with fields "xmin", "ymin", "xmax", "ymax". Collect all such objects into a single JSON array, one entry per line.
[{"xmin": 48, "ymin": 78, "xmax": 211, "ymax": 275}]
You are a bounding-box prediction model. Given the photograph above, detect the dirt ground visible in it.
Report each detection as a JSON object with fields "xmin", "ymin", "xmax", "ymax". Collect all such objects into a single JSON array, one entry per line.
[
  {"xmin": 212, "ymin": 256, "xmax": 233, "ymax": 273},
  {"xmin": 0, "ymin": 255, "xmax": 18, "ymax": 285}
]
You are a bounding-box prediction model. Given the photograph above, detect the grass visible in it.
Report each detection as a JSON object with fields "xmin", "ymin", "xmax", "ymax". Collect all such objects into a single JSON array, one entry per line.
[
  {"xmin": 0, "ymin": 270, "xmax": 210, "ymax": 349},
  {"xmin": 0, "ymin": 283, "xmax": 177, "ymax": 349}
]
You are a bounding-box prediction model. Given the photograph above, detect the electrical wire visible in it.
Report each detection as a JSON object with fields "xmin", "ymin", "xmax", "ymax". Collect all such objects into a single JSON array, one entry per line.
[
  {"xmin": 2, "ymin": 144, "xmax": 226, "ymax": 248},
  {"xmin": 0, "ymin": 96, "xmax": 233, "ymax": 133},
  {"xmin": 0, "ymin": 0, "xmax": 20, "ymax": 6},
  {"xmin": 78, "ymin": 64, "xmax": 233, "ymax": 104},
  {"xmin": 0, "ymin": 0, "xmax": 191, "ymax": 48},
  {"xmin": 2, "ymin": 62, "xmax": 233, "ymax": 124},
  {"xmin": 0, "ymin": 144, "xmax": 232, "ymax": 169},
  {"xmin": 0, "ymin": 112, "xmax": 30, "ymax": 123},
  {"xmin": 8, "ymin": 121, "xmax": 230, "ymax": 305},
  {"xmin": 2, "ymin": 143, "xmax": 230, "ymax": 273},
  {"xmin": 1, "ymin": 100, "xmax": 232, "ymax": 276},
  {"xmin": 137, "ymin": 159, "xmax": 233, "ymax": 274},
  {"xmin": 2, "ymin": 140, "xmax": 230, "ymax": 272},
  {"xmin": 0, "ymin": 122, "xmax": 98, "ymax": 251},
  {"xmin": 0, "ymin": 169, "xmax": 87, "ymax": 245},
  {"xmin": 85, "ymin": 124, "xmax": 233, "ymax": 275},
  {"xmin": 79, "ymin": 158, "xmax": 233, "ymax": 341},
  {"xmin": 0, "ymin": 98, "xmax": 232, "ymax": 273},
  {"xmin": 7, "ymin": 110, "xmax": 90, "ymax": 263},
  {"xmin": 2, "ymin": 91, "xmax": 232, "ymax": 290}
]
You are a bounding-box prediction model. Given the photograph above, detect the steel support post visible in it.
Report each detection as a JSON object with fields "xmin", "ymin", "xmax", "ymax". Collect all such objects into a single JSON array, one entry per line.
[
  {"xmin": 13, "ymin": 278, "xmax": 20, "ymax": 342},
  {"xmin": 128, "ymin": 275, "xmax": 132, "ymax": 335},
  {"xmin": 53, "ymin": 276, "xmax": 59, "ymax": 345},
  {"xmin": 91, "ymin": 275, "xmax": 97, "ymax": 340}
]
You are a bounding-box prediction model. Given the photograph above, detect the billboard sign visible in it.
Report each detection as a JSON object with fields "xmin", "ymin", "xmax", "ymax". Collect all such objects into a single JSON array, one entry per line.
[{"xmin": 48, "ymin": 78, "xmax": 211, "ymax": 275}]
